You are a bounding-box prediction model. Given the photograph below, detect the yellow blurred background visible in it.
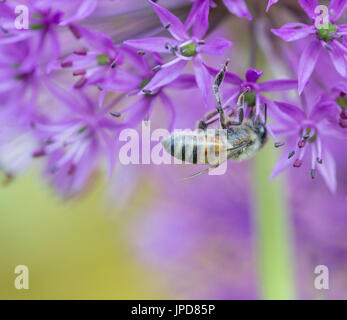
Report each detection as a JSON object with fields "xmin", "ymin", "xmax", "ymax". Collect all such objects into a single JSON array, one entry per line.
[{"xmin": 0, "ymin": 168, "xmax": 165, "ymax": 300}]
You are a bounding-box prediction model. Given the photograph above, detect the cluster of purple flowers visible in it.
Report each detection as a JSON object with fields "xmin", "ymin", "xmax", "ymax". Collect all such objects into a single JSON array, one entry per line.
[{"xmin": 0, "ymin": 0, "xmax": 346, "ymax": 196}]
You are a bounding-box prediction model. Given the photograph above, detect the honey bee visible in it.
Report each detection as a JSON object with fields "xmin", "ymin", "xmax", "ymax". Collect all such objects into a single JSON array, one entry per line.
[{"xmin": 161, "ymin": 60, "xmax": 268, "ymax": 177}]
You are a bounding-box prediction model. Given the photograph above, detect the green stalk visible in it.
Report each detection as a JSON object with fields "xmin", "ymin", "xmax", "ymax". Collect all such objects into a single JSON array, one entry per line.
[{"xmin": 253, "ymin": 144, "xmax": 296, "ymax": 300}]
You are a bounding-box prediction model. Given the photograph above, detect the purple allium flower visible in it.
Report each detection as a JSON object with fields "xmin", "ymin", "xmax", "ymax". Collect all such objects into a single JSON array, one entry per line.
[
  {"xmin": 0, "ymin": 110, "xmax": 38, "ymax": 178},
  {"xmin": 124, "ymin": 0, "xmax": 232, "ymax": 102},
  {"xmin": 31, "ymin": 83, "xmax": 122, "ymax": 196},
  {"xmin": 0, "ymin": 0, "xmax": 98, "ymax": 72},
  {"xmin": 53, "ymin": 25, "xmax": 123, "ymax": 106},
  {"xmin": 271, "ymin": 0, "xmax": 347, "ymax": 94},
  {"xmin": 271, "ymin": 99, "xmax": 346, "ymax": 193},
  {"xmin": 110, "ymin": 48, "xmax": 196, "ymax": 131},
  {"xmin": 208, "ymin": 67, "xmax": 297, "ymax": 114},
  {"xmin": 130, "ymin": 161, "xmax": 257, "ymax": 299},
  {"xmin": 0, "ymin": 40, "xmax": 42, "ymax": 117},
  {"xmin": 185, "ymin": 0, "xmax": 252, "ymax": 23}
]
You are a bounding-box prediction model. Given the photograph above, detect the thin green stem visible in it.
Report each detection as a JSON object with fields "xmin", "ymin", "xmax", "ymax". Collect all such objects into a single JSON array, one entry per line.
[{"xmin": 253, "ymin": 144, "xmax": 296, "ymax": 299}]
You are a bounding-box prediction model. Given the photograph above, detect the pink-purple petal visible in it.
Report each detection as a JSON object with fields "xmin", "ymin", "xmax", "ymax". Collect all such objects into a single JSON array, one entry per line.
[
  {"xmin": 270, "ymin": 142, "xmax": 296, "ymax": 180},
  {"xmin": 192, "ymin": 0, "xmax": 210, "ymax": 39},
  {"xmin": 149, "ymin": 0, "xmax": 189, "ymax": 41},
  {"xmin": 124, "ymin": 37, "xmax": 177, "ymax": 53},
  {"xmin": 245, "ymin": 69, "xmax": 264, "ymax": 83},
  {"xmin": 298, "ymin": 0, "xmax": 320, "ymax": 20},
  {"xmin": 259, "ymin": 79, "xmax": 298, "ymax": 92},
  {"xmin": 144, "ymin": 59, "xmax": 187, "ymax": 92},
  {"xmin": 59, "ymin": 0, "xmax": 97, "ymax": 26},
  {"xmin": 167, "ymin": 74, "xmax": 197, "ymax": 89},
  {"xmin": 193, "ymin": 55, "xmax": 211, "ymax": 103},
  {"xmin": 329, "ymin": 0, "xmax": 347, "ymax": 23},
  {"xmin": 159, "ymin": 92, "xmax": 176, "ymax": 132},
  {"xmin": 298, "ymin": 39, "xmax": 322, "ymax": 95},
  {"xmin": 271, "ymin": 23, "xmax": 315, "ymax": 42},
  {"xmin": 328, "ymin": 41, "xmax": 347, "ymax": 77},
  {"xmin": 317, "ymin": 148, "xmax": 337, "ymax": 194},
  {"xmin": 223, "ymin": 0, "xmax": 252, "ymax": 20},
  {"xmin": 274, "ymin": 101, "xmax": 307, "ymax": 122},
  {"xmin": 199, "ymin": 38, "xmax": 232, "ymax": 56},
  {"xmin": 310, "ymin": 101, "xmax": 336, "ymax": 122}
]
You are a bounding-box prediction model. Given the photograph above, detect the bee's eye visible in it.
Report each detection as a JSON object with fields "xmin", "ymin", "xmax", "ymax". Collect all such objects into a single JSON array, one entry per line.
[{"xmin": 257, "ymin": 124, "xmax": 267, "ymax": 141}]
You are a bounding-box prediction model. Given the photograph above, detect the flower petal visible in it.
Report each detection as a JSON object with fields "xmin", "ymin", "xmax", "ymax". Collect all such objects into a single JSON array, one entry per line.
[
  {"xmin": 199, "ymin": 38, "xmax": 232, "ymax": 56},
  {"xmin": 59, "ymin": 0, "xmax": 97, "ymax": 26},
  {"xmin": 298, "ymin": 39, "xmax": 322, "ymax": 95},
  {"xmin": 185, "ymin": 0, "xmax": 204, "ymax": 29},
  {"xmin": 192, "ymin": 0, "xmax": 210, "ymax": 39},
  {"xmin": 274, "ymin": 101, "xmax": 307, "ymax": 122},
  {"xmin": 75, "ymin": 25, "xmax": 115, "ymax": 53},
  {"xmin": 223, "ymin": 0, "xmax": 252, "ymax": 20},
  {"xmin": 167, "ymin": 74, "xmax": 197, "ymax": 89},
  {"xmin": 204, "ymin": 64, "xmax": 243, "ymax": 85},
  {"xmin": 124, "ymin": 37, "xmax": 177, "ymax": 53},
  {"xmin": 245, "ymin": 69, "xmax": 264, "ymax": 83},
  {"xmin": 144, "ymin": 59, "xmax": 187, "ymax": 92},
  {"xmin": 271, "ymin": 23, "xmax": 315, "ymax": 42},
  {"xmin": 317, "ymin": 148, "xmax": 337, "ymax": 193},
  {"xmin": 310, "ymin": 101, "xmax": 336, "ymax": 122},
  {"xmin": 298, "ymin": 0, "xmax": 320, "ymax": 20},
  {"xmin": 193, "ymin": 55, "xmax": 211, "ymax": 103},
  {"xmin": 149, "ymin": 0, "xmax": 189, "ymax": 41},
  {"xmin": 328, "ymin": 41, "xmax": 347, "ymax": 77},
  {"xmin": 270, "ymin": 141, "xmax": 296, "ymax": 180},
  {"xmin": 159, "ymin": 92, "xmax": 176, "ymax": 132},
  {"xmin": 259, "ymin": 79, "xmax": 298, "ymax": 92},
  {"xmin": 329, "ymin": 0, "xmax": 347, "ymax": 23},
  {"xmin": 106, "ymin": 69, "xmax": 142, "ymax": 92}
]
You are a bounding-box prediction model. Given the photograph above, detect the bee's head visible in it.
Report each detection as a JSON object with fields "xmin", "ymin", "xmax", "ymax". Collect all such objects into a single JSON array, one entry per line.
[
  {"xmin": 254, "ymin": 103, "xmax": 268, "ymax": 146},
  {"xmin": 254, "ymin": 120, "xmax": 267, "ymax": 146}
]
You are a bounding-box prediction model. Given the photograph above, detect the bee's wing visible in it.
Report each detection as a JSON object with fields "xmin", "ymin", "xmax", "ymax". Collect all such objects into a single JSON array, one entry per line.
[
  {"xmin": 227, "ymin": 141, "xmax": 251, "ymax": 153},
  {"xmin": 181, "ymin": 142, "xmax": 249, "ymax": 181}
]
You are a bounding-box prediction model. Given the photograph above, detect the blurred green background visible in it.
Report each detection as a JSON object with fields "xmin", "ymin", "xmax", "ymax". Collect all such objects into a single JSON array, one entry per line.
[{"xmin": 0, "ymin": 168, "xmax": 165, "ymax": 300}]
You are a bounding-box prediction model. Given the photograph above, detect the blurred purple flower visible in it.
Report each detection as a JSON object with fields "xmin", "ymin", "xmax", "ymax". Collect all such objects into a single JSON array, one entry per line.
[
  {"xmin": 0, "ymin": 0, "xmax": 98, "ymax": 73},
  {"xmin": 31, "ymin": 83, "xmax": 122, "ymax": 196},
  {"xmin": 271, "ymin": 0, "xmax": 347, "ymax": 94},
  {"xmin": 0, "ymin": 110, "xmax": 38, "ymax": 178},
  {"xmin": 0, "ymin": 40, "xmax": 42, "ymax": 117},
  {"xmin": 271, "ymin": 99, "xmax": 346, "ymax": 193},
  {"xmin": 130, "ymin": 162, "xmax": 258, "ymax": 299},
  {"xmin": 124, "ymin": 0, "xmax": 232, "ymax": 102},
  {"xmin": 185, "ymin": 0, "xmax": 252, "ymax": 23}
]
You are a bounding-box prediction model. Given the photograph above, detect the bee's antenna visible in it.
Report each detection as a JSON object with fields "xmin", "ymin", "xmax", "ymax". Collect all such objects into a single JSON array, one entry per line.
[{"xmin": 264, "ymin": 103, "xmax": 268, "ymax": 124}]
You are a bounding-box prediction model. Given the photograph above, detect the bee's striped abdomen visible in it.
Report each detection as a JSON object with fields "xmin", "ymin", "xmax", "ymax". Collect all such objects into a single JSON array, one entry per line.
[{"xmin": 162, "ymin": 130, "xmax": 226, "ymax": 165}]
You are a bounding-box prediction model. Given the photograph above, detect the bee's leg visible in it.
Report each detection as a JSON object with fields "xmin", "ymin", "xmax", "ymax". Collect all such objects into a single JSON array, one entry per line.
[
  {"xmin": 227, "ymin": 88, "xmax": 249, "ymax": 126},
  {"xmin": 213, "ymin": 60, "xmax": 230, "ymax": 129},
  {"xmin": 197, "ymin": 109, "xmax": 219, "ymax": 130},
  {"xmin": 197, "ymin": 106, "xmax": 234, "ymax": 130}
]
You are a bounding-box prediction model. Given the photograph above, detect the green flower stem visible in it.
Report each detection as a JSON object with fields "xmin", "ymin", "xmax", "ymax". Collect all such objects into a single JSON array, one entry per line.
[{"xmin": 253, "ymin": 144, "xmax": 296, "ymax": 299}]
